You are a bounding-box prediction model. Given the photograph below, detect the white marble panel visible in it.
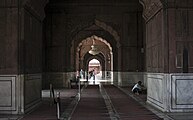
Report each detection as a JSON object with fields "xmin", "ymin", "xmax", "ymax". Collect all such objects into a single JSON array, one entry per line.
[
  {"xmin": 146, "ymin": 73, "xmax": 164, "ymax": 111},
  {"xmin": 176, "ymin": 80, "xmax": 193, "ymax": 104},
  {"xmin": 0, "ymin": 76, "xmax": 16, "ymax": 111},
  {"xmin": 171, "ymin": 74, "xmax": 193, "ymax": 111},
  {"xmin": 133, "ymin": 73, "xmax": 193, "ymax": 112},
  {"xmin": 0, "ymin": 81, "xmax": 11, "ymax": 106}
]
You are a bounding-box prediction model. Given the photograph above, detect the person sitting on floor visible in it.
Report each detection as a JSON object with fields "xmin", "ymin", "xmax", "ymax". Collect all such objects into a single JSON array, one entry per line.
[{"xmin": 131, "ymin": 81, "xmax": 143, "ymax": 95}]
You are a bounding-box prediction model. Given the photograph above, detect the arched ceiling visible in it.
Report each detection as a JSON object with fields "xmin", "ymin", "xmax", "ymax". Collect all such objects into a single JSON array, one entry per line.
[
  {"xmin": 78, "ymin": 35, "xmax": 111, "ymax": 60},
  {"xmin": 72, "ymin": 19, "xmax": 120, "ymax": 51}
]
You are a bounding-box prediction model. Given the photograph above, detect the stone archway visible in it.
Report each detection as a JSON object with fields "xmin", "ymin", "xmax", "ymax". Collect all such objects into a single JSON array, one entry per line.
[
  {"xmin": 94, "ymin": 20, "xmax": 121, "ymax": 48},
  {"xmin": 76, "ymin": 35, "xmax": 112, "ymax": 80},
  {"xmin": 70, "ymin": 20, "xmax": 120, "ymax": 78},
  {"xmin": 84, "ymin": 53, "xmax": 106, "ymax": 80},
  {"xmin": 71, "ymin": 19, "xmax": 120, "ymax": 48}
]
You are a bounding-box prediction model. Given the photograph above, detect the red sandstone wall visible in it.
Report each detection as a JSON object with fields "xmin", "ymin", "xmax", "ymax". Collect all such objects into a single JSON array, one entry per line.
[
  {"xmin": 146, "ymin": 10, "xmax": 164, "ymax": 73},
  {"xmin": 23, "ymin": 9, "xmax": 43, "ymax": 73},
  {"xmin": 142, "ymin": 0, "xmax": 193, "ymax": 73},
  {"xmin": 0, "ymin": 1, "xmax": 18, "ymax": 74},
  {"xmin": 168, "ymin": 9, "xmax": 193, "ymax": 73},
  {"xmin": 44, "ymin": 1, "xmax": 144, "ymax": 72}
]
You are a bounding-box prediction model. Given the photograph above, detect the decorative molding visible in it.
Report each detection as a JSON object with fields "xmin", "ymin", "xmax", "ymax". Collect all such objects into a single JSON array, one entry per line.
[
  {"xmin": 171, "ymin": 75, "xmax": 193, "ymax": 111},
  {"xmin": 95, "ymin": 19, "xmax": 121, "ymax": 48},
  {"xmin": 139, "ymin": 0, "xmax": 163, "ymax": 22},
  {"xmin": 0, "ymin": 76, "xmax": 17, "ymax": 113},
  {"xmin": 69, "ymin": 18, "xmax": 120, "ymax": 48}
]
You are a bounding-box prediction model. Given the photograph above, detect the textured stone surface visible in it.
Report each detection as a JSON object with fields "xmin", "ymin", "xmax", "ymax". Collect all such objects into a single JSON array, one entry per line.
[
  {"xmin": 146, "ymin": 73, "xmax": 193, "ymax": 112},
  {"xmin": 44, "ymin": 0, "xmax": 144, "ymax": 73},
  {"xmin": 0, "ymin": 76, "xmax": 17, "ymax": 113}
]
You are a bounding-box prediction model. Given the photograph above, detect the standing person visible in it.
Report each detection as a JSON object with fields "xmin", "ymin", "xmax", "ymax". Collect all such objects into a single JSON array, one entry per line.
[
  {"xmin": 92, "ymin": 69, "xmax": 95, "ymax": 80},
  {"xmin": 76, "ymin": 70, "xmax": 80, "ymax": 79},
  {"xmin": 131, "ymin": 81, "xmax": 143, "ymax": 95},
  {"xmin": 89, "ymin": 70, "xmax": 93, "ymax": 79},
  {"xmin": 85, "ymin": 71, "xmax": 88, "ymax": 82},
  {"xmin": 80, "ymin": 69, "xmax": 84, "ymax": 79}
]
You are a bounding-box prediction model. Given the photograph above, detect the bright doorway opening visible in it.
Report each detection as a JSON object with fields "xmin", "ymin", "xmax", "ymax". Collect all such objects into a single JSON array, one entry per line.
[{"xmin": 88, "ymin": 59, "xmax": 102, "ymax": 80}]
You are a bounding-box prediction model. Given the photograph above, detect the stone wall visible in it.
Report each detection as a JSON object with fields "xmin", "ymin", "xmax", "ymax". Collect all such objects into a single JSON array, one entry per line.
[
  {"xmin": 146, "ymin": 10, "xmax": 164, "ymax": 72},
  {"xmin": 24, "ymin": 74, "xmax": 42, "ymax": 113},
  {"xmin": 0, "ymin": 1, "xmax": 18, "ymax": 74},
  {"xmin": 141, "ymin": 0, "xmax": 193, "ymax": 73},
  {"xmin": 0, "ymin": 0, "xmax": 48, "ymax": 114},
  {"xmin": 121, "ymin": 12, "xmax": 144, "ymax": 72},
  {"xmin": 23, "ymin": 8, "xmax": 43, "ymax": 74},
  {"xmin": 168, "ymin": 8, "xmax": 193, "ymax": 73},
  {"xmin": 146, "ymin": 73, "xmax": 193, "ymax": 112},
  {"xmin": 44, "ymin": 0, "xmax": 144, "ymax": 87},
  {"xmin": 119, "ymin": 72, "xmax": 146, "ymax": 87},
  {"xmin": 44, "ymin": 0, "xmax": 143, "ymax": 72},
  {"xmin": 146, "ymin": 73, "xmax": 166, "ymax": 111},
  {"xmin": 0, "ymin": 75, "xmax": 18, "ymax": 114},
  {"xmin": 140, "ymin": 0, "xmax": 193, "ymax": 112},
  {"xmin": 169, "ymin": 74, "xmax": 193, "ymax": 112}
]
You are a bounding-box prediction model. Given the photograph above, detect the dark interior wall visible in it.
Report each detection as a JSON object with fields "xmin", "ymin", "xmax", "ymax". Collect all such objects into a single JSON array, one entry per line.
[
  {"xmin": 168, "ymin": 3, "xmax": 193, "ymax": 73},
  {"xmin": 0, "ymin": 0, "xmax": 47, "ymax": 74},
  {"xmin": 0, "ymin": 1, "xmax": 18, "ymax": 74},
  {"xmin": 141, "ymin": 0, "xmax": 193, "ymax": 73},
  {"xmin": 20, "ymin": 0, "xmax": 48, "ymax": 74},
  {"xmin": 146, "ymin": 11, "xmax": 164, "ymax": 73},
  {"xmin": 140, "ymin": 0, "xmax": 168, "ymax": 73},
  {"xmin": 44, "ymin": 12, "xmax": 67, "ymax": 72},
  {"xmin": 121, "ymin": 12, "xmax": 144, "ymax": 72},
  {"xmin": 44, "ymin": 0, "xmax": 144, "ymax": 73},
  {"xmin": 21, "ymin": 0, "xmax": 48, "ymax": 110},
  {"xmin": 23, "ymin": 9, "xmax": 43, "ymax": 74}
]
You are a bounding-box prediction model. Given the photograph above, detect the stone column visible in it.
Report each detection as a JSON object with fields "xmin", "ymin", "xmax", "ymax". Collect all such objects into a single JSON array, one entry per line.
[
  {"xmin": 0, "ymin": 0, "xmax": 48, "ymax": 114},
  {"xmin": 140, "ymin": 0, "xmax": 193, "ymax": 112}
]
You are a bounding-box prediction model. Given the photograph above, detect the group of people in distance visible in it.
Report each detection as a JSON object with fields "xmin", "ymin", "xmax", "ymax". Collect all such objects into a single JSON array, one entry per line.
[{"xmin": 77, "ymin": 69, "xmax": 96, "ymax": 80}]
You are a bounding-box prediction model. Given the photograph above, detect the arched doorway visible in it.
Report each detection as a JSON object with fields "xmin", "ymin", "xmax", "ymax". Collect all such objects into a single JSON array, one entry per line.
[
  {"xmin": 70, "ymin": 20, "xmax": 120, "ymax": 85},
  {"xmin": 76, "ymin": 35, "xmax": 113, "ymax": 84},
  {"xmin": 88, "ymin": 58, "xmax": 101, "ymax": 80},
  {"xmin": 87, "ymin": 59, "xmax": 101, "ymax": 84}
]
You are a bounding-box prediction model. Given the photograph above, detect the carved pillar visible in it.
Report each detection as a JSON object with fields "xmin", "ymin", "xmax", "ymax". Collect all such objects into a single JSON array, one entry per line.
[
  {"xmin": 0, "ymin": 0, "xmax": 48, "ymax": 114},
  {"xmin": 139, "ymin": 0, "xmax": 164, "ymax": 73},
  {"xmin": 140, "ymin": 0, "xmax": 193, "ymax": 112}
]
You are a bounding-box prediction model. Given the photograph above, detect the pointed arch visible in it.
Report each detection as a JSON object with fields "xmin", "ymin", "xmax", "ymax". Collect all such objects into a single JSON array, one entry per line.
[{"xmin": 94, "ymin": 19, "xmax": 121, "ymax": 48}]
